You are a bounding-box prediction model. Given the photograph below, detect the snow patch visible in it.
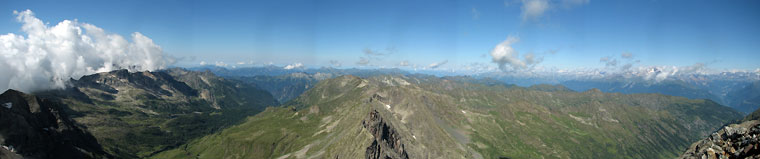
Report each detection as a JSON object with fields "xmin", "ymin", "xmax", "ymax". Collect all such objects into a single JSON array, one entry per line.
[{"xmin": 3, "ymin": 102, "xmax": 11, "ymax": 109}]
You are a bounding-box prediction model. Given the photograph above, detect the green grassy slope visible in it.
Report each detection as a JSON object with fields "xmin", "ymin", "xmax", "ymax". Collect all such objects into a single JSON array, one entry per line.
[{"xmin": 155, "ymin": 75, "xmax": 742, "ymax": 159}]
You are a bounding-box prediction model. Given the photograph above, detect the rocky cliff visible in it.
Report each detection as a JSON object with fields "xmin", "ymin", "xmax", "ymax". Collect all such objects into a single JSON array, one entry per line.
[
  {"xmin": 362, "ymin": 110, "xmax": 409, "ymax": 159},
  {"xmin": 0, "ymin": 89, "xmax": 110, "ymax": 158}
]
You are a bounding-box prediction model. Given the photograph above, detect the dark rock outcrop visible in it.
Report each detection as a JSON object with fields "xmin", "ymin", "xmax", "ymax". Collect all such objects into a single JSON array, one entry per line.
[
  {"xmin": 362, "ymin": 110, "xmax": 409, "ymax": 159},
  {"xmin": 680, "ymin": 111, "xmax": 760, "ymax": 159},
  {"xmin": 0, "ymin": 89, "xmax": 110, "ymax": 158}
]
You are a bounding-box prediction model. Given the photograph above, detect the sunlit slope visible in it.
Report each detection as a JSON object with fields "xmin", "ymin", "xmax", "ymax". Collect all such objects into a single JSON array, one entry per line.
[{"xmin": 156, "ymin": 75, "xmax": 741, "ymax": 159}]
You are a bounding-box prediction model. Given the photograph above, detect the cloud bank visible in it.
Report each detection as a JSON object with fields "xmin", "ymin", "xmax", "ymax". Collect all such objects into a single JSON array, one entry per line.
[
  {"xmin": 284, "ymin": 63, "xmax": 304, "ymax": 70},
  {"xmin": 0, "ymin": 10, "xmax": 170, "ymax": 92}
]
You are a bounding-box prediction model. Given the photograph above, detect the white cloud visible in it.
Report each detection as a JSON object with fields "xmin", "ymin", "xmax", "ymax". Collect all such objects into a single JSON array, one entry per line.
[
  {"xmin": 284, "ymin": 62, "xmax": 304, "ymax": 70},
  {"xmin": 490, "ymin": 36, "xmax": 541, "ymax": 71},
  {"xmin": 236, "ymin": 61, "xmax": 246, "ymax": 65},
  {"xmin": 521, "ymin": 0, "xmax": 550, "ymax": 21},
  {"xmin": 0, "ymin": 10, "xmax": 170, "ymax": 92},
  {"xmin": 214, "ymin": 61, "xmax": 228, "ymax": 67},
  {"xmin": 623, "ymin": 63, "xmax": 712, "ymax": 82},
  {"xmin": 398, "ymin": 60, "xmax": 410, "ymax": 67},
  {"xmin": 520, "ymin": 0, "xmax": 589, "ymax": 21},
  {"xmin": 428, "ymin": 60, "xmax": 448, "ymax": 69},
  {"xmin": 199, "ymin": 61, "xmax": 207, "ymax": 65}
]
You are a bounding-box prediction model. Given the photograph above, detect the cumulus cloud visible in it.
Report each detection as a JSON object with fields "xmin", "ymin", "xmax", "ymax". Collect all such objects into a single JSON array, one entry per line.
[
  {"xmin": 491, "ymin": 36, "xmax": 524, "ymax": 69},
  {"xmin": 283, "ymin": 62, "xmax": 304, "ymax": 70},
  {"xmin": 428, "ymin": 60, "xmax": 448, "ymax": 69},
  {"xmin": 0, "ymin": 10, "xmax": 170, "ymax": 92},
  {"xmin": 490, "ymin": 36, "xmax": 541, "ymax": 71}
]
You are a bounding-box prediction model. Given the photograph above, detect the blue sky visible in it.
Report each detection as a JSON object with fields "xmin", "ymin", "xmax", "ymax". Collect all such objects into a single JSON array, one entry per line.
[{"xmin": 1, "ymin": 0, "xmax": 759, "ymax": 71}]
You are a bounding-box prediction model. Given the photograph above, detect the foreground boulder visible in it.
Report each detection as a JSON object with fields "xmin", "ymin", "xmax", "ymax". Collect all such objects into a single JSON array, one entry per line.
[{"xmin": 680, "ymin": 110, "xmax": 760, "ymax": 159}]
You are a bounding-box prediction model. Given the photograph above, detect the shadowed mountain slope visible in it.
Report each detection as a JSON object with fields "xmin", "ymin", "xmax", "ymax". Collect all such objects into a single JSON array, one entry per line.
[
  {"xmin": 33, "ymin": 68, "xmax": 278, "ymax": 158},
  {"xmin": 0, "ymin": 89, "xmax": 110, "ymax": 159}
]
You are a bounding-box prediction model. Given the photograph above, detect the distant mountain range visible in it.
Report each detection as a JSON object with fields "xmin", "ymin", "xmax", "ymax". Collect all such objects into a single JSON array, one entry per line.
[{"xmin": 196, "ymin": 66, "xmax": 760, "ymax": 113}]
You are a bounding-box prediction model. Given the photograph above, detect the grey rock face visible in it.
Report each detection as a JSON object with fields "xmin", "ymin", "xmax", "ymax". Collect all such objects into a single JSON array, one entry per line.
[
  {"xmin": 680, "ymin": 121, "xmax": 760, "ymax": 159},
  {"xmin": 362, "ymin": 110, "xmax": 409, "ymax": 159}
]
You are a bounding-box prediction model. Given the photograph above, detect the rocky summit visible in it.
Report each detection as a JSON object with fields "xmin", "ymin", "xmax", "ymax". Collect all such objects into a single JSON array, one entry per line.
[{"xmin": 680, "ymin": 110, "xmax": 760, "ymax": 159}]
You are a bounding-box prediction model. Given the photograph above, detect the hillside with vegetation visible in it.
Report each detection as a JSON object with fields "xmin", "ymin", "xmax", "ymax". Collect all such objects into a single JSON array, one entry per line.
[
  {"xmin": 33, "ymin": 69, "xmax": 278, "ymax": 158},
  {"xmin": 155, "ymin": 74, "xmax": 742, "ymax": 159}
]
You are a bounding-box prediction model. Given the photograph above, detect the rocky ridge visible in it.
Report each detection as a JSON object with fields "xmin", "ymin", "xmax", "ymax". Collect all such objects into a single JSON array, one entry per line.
[
  {"xmin": 681, "ymin": 111, "xmax": 760, "ymax": 159},
  {"xmin": 362, "ymin": 110, "xmax": 409, "ymax": 159}
]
